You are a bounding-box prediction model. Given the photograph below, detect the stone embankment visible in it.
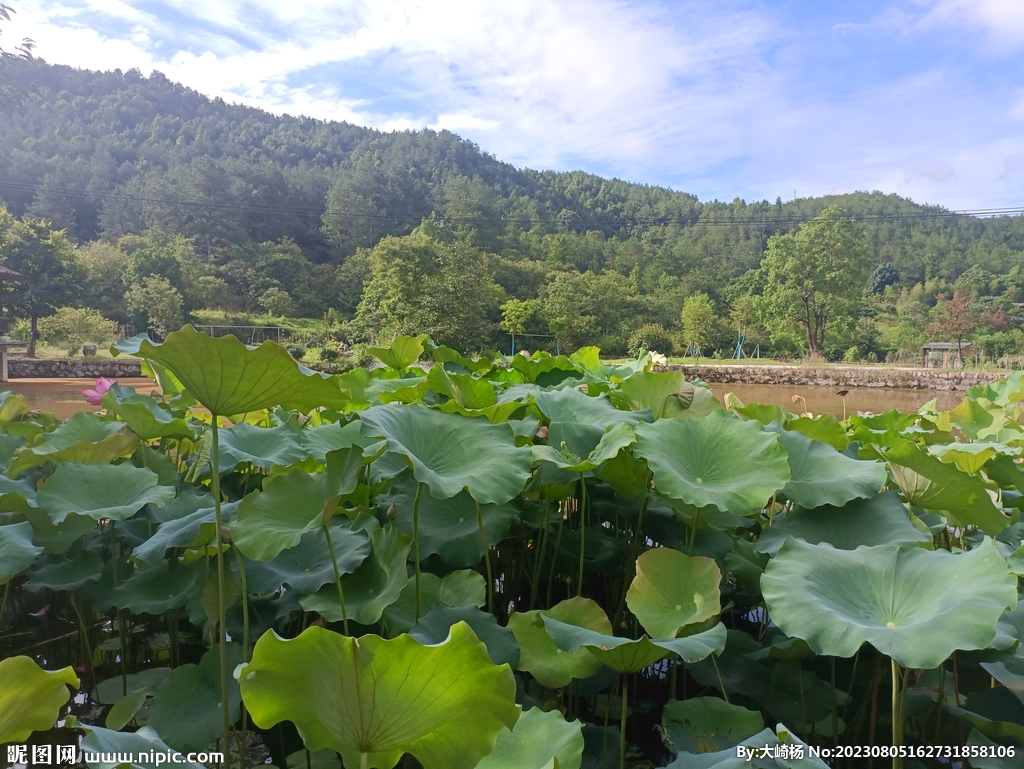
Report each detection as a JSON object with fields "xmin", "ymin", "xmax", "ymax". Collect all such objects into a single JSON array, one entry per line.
[
  {"xmin": 9, "ymin": 358, "xmax": 143, "ymax": 378},
  {"xmin": 660, "ymin": 363, "xmax": 1003, "ymax": 391}
]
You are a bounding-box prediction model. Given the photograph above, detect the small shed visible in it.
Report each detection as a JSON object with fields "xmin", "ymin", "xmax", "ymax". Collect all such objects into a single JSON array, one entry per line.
[{"xmin": 922, "ymin": 341, "xmax": 972, "ymax": 369}]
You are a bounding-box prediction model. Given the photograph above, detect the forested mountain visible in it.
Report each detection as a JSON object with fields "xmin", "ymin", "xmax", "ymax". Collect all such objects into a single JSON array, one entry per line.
[{"xmin": 2, "ymin": 60, "xmax": 1024, "ymax": 360}]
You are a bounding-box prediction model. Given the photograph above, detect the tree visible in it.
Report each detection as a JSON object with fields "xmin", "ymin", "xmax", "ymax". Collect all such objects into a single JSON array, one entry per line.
[
  {"xmin": 124, "ymin": 276, "xmax": 183, "ymax": 339},
  {"xmin": 869, "ymin": 263, "xmax": 899, "ymax": 294},
  {"xmin": 929, "ymin": 290, "xmax": 980, "ymax": 366},
  {"xmin": 758, "ymin": 206, "xmax": 869, "ymax": 355},
  {"xmin": 0, "ymin": 3, "xmax": 35, "ymax": 111},
  {"xmin": 499, "ymin": 298, "xmax": 537, "ymax": 352},
  {"xmin": 0, "ymin": 217, "xmax": 84, "ymax": 356},
  {"xmin": 681, "ymin": 292, "xmax": 716, "ymax": 357},
  {"xmin": 259, "ymin": 287, "xmax": 294, "ymax": 317}
]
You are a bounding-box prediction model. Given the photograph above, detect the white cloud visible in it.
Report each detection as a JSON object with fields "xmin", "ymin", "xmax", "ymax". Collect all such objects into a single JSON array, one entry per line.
[{"xmin": 911, "ymin": 0, "xmax": 1024, "ymax": 53}]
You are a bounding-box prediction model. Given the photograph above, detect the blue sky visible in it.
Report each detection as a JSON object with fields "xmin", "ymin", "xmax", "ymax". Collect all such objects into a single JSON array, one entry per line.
[{"xmin": 7, "ymin": 0, "xmax": 1024, "ymax": 208}]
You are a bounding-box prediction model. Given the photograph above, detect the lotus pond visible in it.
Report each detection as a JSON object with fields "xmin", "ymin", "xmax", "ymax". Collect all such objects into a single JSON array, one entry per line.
[{"xmin": 1, "ymin": 327, "xmax": 1022, "ymax": 769}]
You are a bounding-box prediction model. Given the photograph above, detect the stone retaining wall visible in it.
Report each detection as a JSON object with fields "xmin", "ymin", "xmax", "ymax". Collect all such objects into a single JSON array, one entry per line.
[
  {"xmin": 8, "ymin": 358, "xmax": 143, "ymax": 378},
  {"xmin": 661, "ymin": 363, "xmax": 1003, "ymax": 391}
]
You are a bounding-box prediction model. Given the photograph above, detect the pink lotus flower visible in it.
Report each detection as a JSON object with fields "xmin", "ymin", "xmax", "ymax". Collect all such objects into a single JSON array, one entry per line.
[{"xmin": 82, "ymin": 377, "xmax": 115, "ymax": 406}]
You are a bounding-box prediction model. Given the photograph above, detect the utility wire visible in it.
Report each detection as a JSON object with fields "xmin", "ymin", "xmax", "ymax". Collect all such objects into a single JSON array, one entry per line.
[{"xmin": 1, "ymin": 180, "xmax": 1022, "ymax": 228}]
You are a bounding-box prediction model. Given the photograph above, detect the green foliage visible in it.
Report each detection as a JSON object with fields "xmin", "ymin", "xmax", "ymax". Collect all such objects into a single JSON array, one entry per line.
[
  {"xmin": 124, "ymin": 276, "xmax": 183, "ymax": 338},
  {"xmin": 681, "ymin": 292, "xmax": 716, "ymax": 357},
  {"xmin": 37, "ymin": 307, "xmax": 118, "ymax": 347},
  {"xmin": 627, "ymin": 323, "xmax": 674, "ymax": 357},
  {"xmin": 0, "ymin": 656, "xmax": 79, "ymax": 743}
]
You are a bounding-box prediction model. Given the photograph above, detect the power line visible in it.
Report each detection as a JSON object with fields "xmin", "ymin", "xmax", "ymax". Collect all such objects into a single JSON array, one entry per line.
[{"xmin": 1, "ymin": 180, "xmax": 1022, "ymax": 229}]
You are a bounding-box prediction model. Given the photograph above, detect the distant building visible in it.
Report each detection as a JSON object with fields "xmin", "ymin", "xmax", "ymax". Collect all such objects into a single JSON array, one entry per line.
[{"xmin": 921, "ymin": 342, "xmax": 972, "ymax": 368}]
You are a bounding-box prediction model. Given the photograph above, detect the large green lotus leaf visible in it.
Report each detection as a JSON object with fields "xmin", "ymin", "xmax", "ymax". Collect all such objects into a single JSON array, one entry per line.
[
  {"xmin": 615, "ymin": 370, "xmax": 695, "ymax": 418},
  {"xmin": 385, "ymin": 474, "xmax": 519, "ymax": 567},
  {"xmin": 0, "ymin": 656, "xmax": 80, "ymax": 743},
  {"xmin": 8, "ymin": 412, "xmax": 139, "ymax": 476},
  {"xmin": 755, "ymin": 491, "xmax": 930, "ymax": 555},
  {"xmin": 625, "ymin": 547, "xmax": 722, "ymax": 638},
  {"xmin": 299, "ymin": 524, "xmax": 411, "ymax": 625},
  {"xmin": 509, "ymin": 353, "xmax": 581, "ymax": 385},
  {"xmin": 147, "ymin": 644, "xmax": 242, "ymax": 753},
  {"xmin": 0, "ymin": 521, "xmax": 43, "ymax": 583},
  {"xmin": 427, "ymin": 365, "xmax": 497, "ymax": 409},
  {"xmin": 542, "ymin": 619, "xmax": 726, "ymax": 673},
  {"xmin": 367, "ymin": 333, "xmax": 430, "ymax": 370},
  {"xmin": 113, "ymin": 560, "xmax": 203, "ymax": 614},
  {"xmin": 0, "ymin": 474, "xmax": 35, "ymax": 511},
  {"xmin": 300, "ymin": 420, "xmax": 369, "ymax": 464},
  {"xmin": 676, "ymin": 387, "xmax": 724, "ymax": 421},
  {"xmin": 100, "ymin": 383, "xmax": 194, "ymax": 441},
  {"xmin": 113, "ymin": 326, "xmax": 349, "ymax": 414},
  {"xmin": 634, "ymin": 410, "xmax": 790, "ymax": 515},
  {"xmin": 231, "ymin": 469, "xmax": 336, "ymax": 561},
  {"xmin": 133, "ymin": 504, "xmax": 215, "ymax": 566},
  {"xmin": 886, "ymin": 442, "xmax": 1010, "ymax": 535},
  {"xmin": 476, "ymin": 707, "xmax": 584, "ymax": 769},
  {"xmin": 761, "ymin": 538, "xmax": 1018, "ymax": 669},
  {"xmin": 432, "ymin": 345, "xmax": 494, "ymax": 375},
  {"xmin": 784, "ymin": 414, "xmax": 849, "ymax": 451},
  {"xmin": 238, "ymin": 622, "xmax": 519, "ymax": 769},
  {"xmin": 596, "ymin": 448, "xmax": 649, "ymax": 499},
  {"xmin": 532, "ymin": 387, "xmax": 650, "ymax": 429},
  {"xmin": 729, "ymin": 400, "xmax": 786, "ymax": 426},
  {"xmin": 364, "ymin": 376, "xmax": 426, "ymax": 405},
  {"xmin": 929, "ymin": 441, "xmax": 1020, "ymax": 475},
  {"xmin": 218, "ymin": 422, "xmax": 306, "ymax": 471},
  {"xmin": 358, "ymin": 404, "xmax": 532, "ymax": 504},
  {"xmin": 26, "ymin": 551, "xmax": 104, "ymax": 591},
  {"xmin": 0, "ymin": 390, "xmax": 30, "ymax": 422},
  {"xmin": 245, "ymin": 524, "xmax": 371, "ymax": 595},
  {"xmin": 94, "ymin": 668, "xmax": 172, "ymax": 704},
  {"xmin": 80, "ymin": 725, "xmax": 205, "ymax": 769},
  {"xmin": 533, "ymin": 422, "xmax": 636, "ymax": 473},
  {"xmin": 410, "ymin": 605, "xmax": 521, "ymax": 667},
  {"xmin": 767, "ymin": 423, "xmax": 886, "ymax": 508},
  {"xmin": 36, "ymin": 462, "xmax": 175, "ymax": 524},
  {"xmin": 665, "ymin": 725, "xmax": 827, "ymax": 769},
  {"xmin": 21, "ymin": 509, "xmax": 98, "ymax": 554},
  {"xmin": 764, "ymin": 661, "xmax": 835, "ymax": 733},
  {"xmin": 381, "ymin": 570, "xmax": 486, "ymax": 635},
  {"xmin": 507, "ymin": 597, "xmax": 612, "ymax": 688},
  {"xmin": 661, "ymin": 697, "xmax": 764, "ymax": 755},
  {"xmin": 945, "ymin": 396, "xmax": 1010, "ymax": 440}
]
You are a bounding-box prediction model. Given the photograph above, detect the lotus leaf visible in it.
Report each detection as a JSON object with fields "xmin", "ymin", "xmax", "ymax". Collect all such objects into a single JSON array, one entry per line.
[
  {"xmin": 410, "ymin": 605, "xmax": 520, "ymax": 667},
  {"xmin": 367, "ymin": 334, "xmax": 430, "ymax": 370},
  {"xmin": 432, "ymin": 345, "xmax": 493, "ymax": 374},
  {"xmin": 8, "ymin": 412, "xmax": 139, "ymax": 476},
  {"xmin": 764, "ymin": 661, "xmax": 835, "ymax": 733},
  {"xmin": 0, "ymin": 473, "xmax": 35, "ymax": 511},
  {"xmin": 132, "ymin": 502, "xmax": 232, "ymax": 565},
  {"xmin": 300, "ymin": 524, "xmax": 411, "ymax": 625},
  {"xmin": 783, "ymin": 414, "xmax": 849, "ymax": 451},
  {"xmin": 94, "ymin": 668, "xmax": 172, "ymax": 704},
  {"xmin": 147, "ymin": 644, "xmax": 242, "ymax": 752},
  {"xmin": 762, "ymin": 538, "xmax": 1018, "ymax": 668},
  {"xmin": 665, "ymin": 724, "xmax": 827, "ymax": 769},
  {"xmin": 238, "ymin": 622, "xmax": 518, "ymax": 769},
  {"xmin": 615, "ymin": 371, "xmax": 695, "ymax": 418},
  {"xmin": 427, "ymin": 365, "xmax": 498, "ymax": 409},
  {"xmin": 381, "ymin": 569, "xmax": 486, "ymax": 634},
  {"xmin": 244, "ymin": 524, "xmax": 371, "ymax": 595},
  {"xmin": 26, "ymin": 551, "xmax": 104, "ymax": 591},
  {"xmin": 36, "ymin": 462, "xmax": 175, "ymax": 523},
  {"xmin": 508, "ymin": 597, "xmax": 612, "ymax": 688},
  {"xmin": 105, "ymin": 689, "xmax": 149, "ymax": 730},
  {"xmin": 475, "ymin": 707, "xmax": 584, "ymax": 769},
  {"xmin": 113, "ymin": 326, "xmax": 349, "ymax": 414},
  {"xmin": 0, "ymin": 521, "xmax": 43, "ymax": 583},
  {"xmin": 634, "ymin": 410, "xmax": 790, "ymax": 515},
  {"xmin": 509, "ymin": 353, "xmax": 581, "ymax": 384},
  {"xmin": 385, "ymin": 475, "xmax": 519, "ymax": 567},
  {"xmin": 100, "ymin": 383, "xmax": 194, "ymax": 440},
  {"xmin": 532, "ymin": 386, "xmax": 650, "ymax": 429},
  {"xmin": 661, "ymin": 697, "xmax": 764, "ymax": 754},
  {"xmin": 886, "ymin": 442, "xmax": 1010, "ymax": 535},
  {"xmin": 80, "ymin": 725, "xmax": 205, "ymax": 769},
  {"xmin": 625, "ymin": 548, "xmax": 722, "ymax": 638},
  {"xmin": 928, "ymin": 441, "xmax": 1019, "ymax": 475},
  {"xmin": 543, "ymin": 617, "xmax": 726, "ymax": 673},
  {"xmin": 754, "ymin": 491, "xmax": 931, "ymax": 555},
  {"xmin": 113, "ymin": 560, "xmax": 203, "ymax": 615},
  {"xmin": 533, "ymin": 422, "xmax": 636, "ymax": 474},
  {"xmin": 767, "ymin": 423, "xmax": 886, "ymax": 508},
  {"xmin": 22, "ymin": 509, "xmax": 99, "ymax": 554},
  {"xmin": 217, "ymin": 422, "xmax": 306, "ymax": 471},
  {"xmin": 230, "ymin": 469, "xmax": 338, "ymax": 561},
  {"xmin": 301, "ymin": 420, "xmax": 369, "ymax": 464},
  {"xmin": 359, "ymin": 404, "xmax": 532, "ymax": 504},
  {"xmin": 0, "ymin": 656, "xmax": 79, "ymax": 743},
  {"xmin": 730, "ymin": 400, "xmax": 786, "ymax": 425}
]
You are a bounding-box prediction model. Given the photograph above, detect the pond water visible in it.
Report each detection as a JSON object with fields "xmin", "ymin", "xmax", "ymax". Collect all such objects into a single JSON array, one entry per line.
[{"xmin": 2, "ymin": 377, "xmax": 966, "ymax": 420}]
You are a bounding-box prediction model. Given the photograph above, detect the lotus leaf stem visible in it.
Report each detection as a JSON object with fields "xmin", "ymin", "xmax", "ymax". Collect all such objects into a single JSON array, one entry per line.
[
  {"xmin": 529, "ymin": 498, "xmax": 551, "ymax": 610},
  {"xmin": 210, "ymin": 416, "xmax": 232, "ymax": 764},
  {"xmin": 475, "ymin": 500, "xmax": 494, "ymax": 613},
  {"xmin": 231, "ymin": 546, "xmax": 251, "ymax": 769},
  {"xmin": 710, "ymin": 652, "xmax": 729, "ymax": 704},
  {"xmin": 546, "ymin": 506, "xmax": 565, "ymax": 607},
  {"xmin": 412, "ymin": 481, "xmax": 424, "ymax": 619},
  {"xmin": 578, "ymin": 474, "xmax": 587, "ymax": 597},
  {"xmin": 619, "ymin": 673, "xmax": 628, "ymax": 769},
  {"xmin": 891, "ymin": 658, "xmax": 903, "ymax": 769},
  {"xmin": 322, "ymin": 522, "xmax": 350, "ymax": 635}
]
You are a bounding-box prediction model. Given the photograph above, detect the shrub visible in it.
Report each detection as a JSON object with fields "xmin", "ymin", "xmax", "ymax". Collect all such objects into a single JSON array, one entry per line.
[
  {"xmin": 37, "ymin": 307, "xmax": 119, "ymax": 347},
  {"xmin": 628, "ymin": 324, "xmax": 674, "ymax": 357},
  {"xmin": 320, "ymin": 347, "xmax": 339, "ymax": 362},
  {"xmin": 286, "ymin": 344, "xmax": 306, "ymax": 360},
  {"xmin": 843, "ymin": 346, "xmax": 860, "ymax": 362}
]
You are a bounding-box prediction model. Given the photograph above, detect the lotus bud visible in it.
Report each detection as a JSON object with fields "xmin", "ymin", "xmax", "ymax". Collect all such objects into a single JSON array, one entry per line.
[
  {"xmin": 220, "ymin": 526, "xmax": 232, "ymax": 543},
  {"xmin": 536, "ymin": 425, "xmax": 549, "ymax": 439},
  {"xmin": 387, "ymin": 503, "xmax": 398, "ymax": 520}
]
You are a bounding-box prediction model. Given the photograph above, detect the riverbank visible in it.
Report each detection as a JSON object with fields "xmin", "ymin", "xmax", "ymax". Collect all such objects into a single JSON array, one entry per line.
[{"xmin": 660, "ymin": 363, "xmax": 1002, "ymax": 390}]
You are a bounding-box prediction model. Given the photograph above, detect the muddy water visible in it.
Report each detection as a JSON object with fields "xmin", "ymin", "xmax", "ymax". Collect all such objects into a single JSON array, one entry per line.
[
  {"xmin": 2, "ymin": 378, "xmax": 964, "ymax": 420},
  {"xmin": 706, "ymin": 382, "xmax": 963, "ymax": 417}
]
